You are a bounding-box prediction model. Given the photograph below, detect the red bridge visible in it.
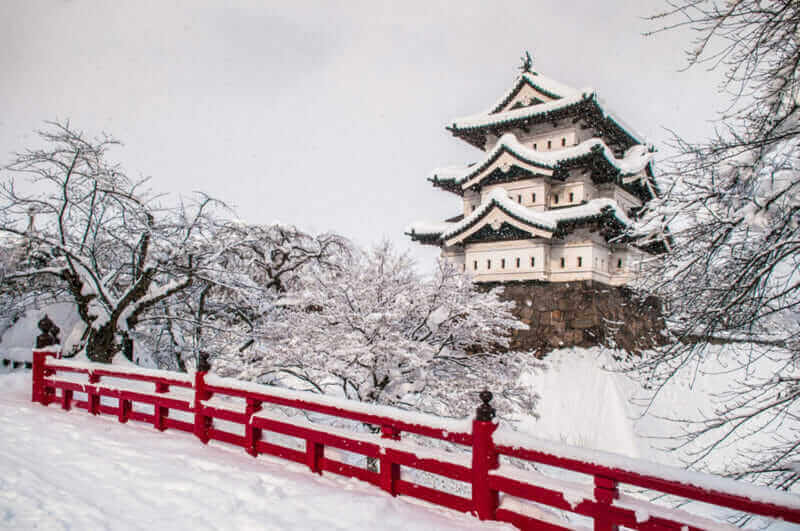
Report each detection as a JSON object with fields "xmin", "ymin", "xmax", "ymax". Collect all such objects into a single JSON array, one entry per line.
[{"xmin": 31, "ymin": 350, "xmax": 800, "ymax": 530}]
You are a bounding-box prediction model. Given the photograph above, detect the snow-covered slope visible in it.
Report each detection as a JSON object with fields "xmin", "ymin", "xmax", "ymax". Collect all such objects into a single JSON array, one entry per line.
[
  {"xmin": 516, "ymin": 345, "xmax": 800, "ymax": 476},
  {"xmin": 0, "ymin": 303, "xmax": 80, "ymax": 361},
  {"xmin": 515, "ymin": 347, "xmax": 643, "ymax": 459},
  {"xmin": 0, "ymin": 372, "xmax": 508, "ymax": 530}
]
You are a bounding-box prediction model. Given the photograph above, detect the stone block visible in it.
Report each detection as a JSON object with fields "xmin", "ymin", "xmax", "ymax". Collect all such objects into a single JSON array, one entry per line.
[
  {"xmin": 484, "ymin": 279, "xmax": 664, "ymax": 354},
  {"xmin": 572, "ymin": 318, "xmax": 595, "ymax": 329}
]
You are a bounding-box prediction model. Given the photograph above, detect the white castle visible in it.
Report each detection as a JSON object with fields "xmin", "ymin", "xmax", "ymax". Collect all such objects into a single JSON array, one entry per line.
[{"xmin": 408, "ymin": 59, "xmax": 659, "ymax": 285}]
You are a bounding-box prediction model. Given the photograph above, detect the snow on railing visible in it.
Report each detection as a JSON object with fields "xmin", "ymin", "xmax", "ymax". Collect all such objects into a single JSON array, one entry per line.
[{"xmin": 32, "ymin": 351, "xmax": 800, "ymax": 530}]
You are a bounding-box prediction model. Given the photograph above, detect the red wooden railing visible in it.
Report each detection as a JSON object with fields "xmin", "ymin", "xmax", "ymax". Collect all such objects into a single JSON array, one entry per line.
[{"xmin": 31, "ymin": 350, "xmax": 800, "ymax": 530}]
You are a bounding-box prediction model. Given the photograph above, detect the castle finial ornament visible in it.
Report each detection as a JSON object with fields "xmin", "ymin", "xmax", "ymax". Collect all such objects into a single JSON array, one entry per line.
[{"xmin": 519, "ymin": 51, "xmax": 533, "ymax": 73}]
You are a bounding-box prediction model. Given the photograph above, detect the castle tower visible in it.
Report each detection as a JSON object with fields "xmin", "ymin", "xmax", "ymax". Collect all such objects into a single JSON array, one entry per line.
[{"xmin": 408, "ymin": 59, "xmax": 660, "ymax": 286}]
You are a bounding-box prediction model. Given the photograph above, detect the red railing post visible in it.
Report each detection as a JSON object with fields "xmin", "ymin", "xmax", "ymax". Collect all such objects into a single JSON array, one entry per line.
[
  {"xmin": 594, "ymin": 475, "xmax": 620, "ymax": 531},
  {"xmin": 306, "ymin": 439, "xmax": 324, "ymax": 474},
  {"xmin": 472, "ymin": 390, "xmax": 499, "ymax": 521},
  {"xmin": 118, "ymin": 399, "xmax": 131, "ymax": 423},
  {"xmin": 31, "ymin": 351, "xmax": 47, "ymax": 404},
  {"xmin": 194, "ymin": 370, "xmax": 211, "ymax": 443},
  {"xmin": 32, "ymin": 349, "xmax": 58, "ymax": 405},
  {"xmin": 380, "ymin": 425, "xmax": 401, "ymax": 496},
  {"xmin": 88, "ymin": 373, "xmax": 100, "ymax": 415},
  {"xmin": 61, "ymin": 389, "xmax": 73, "ymax": 410},
  {"xmin": 154, "ymin": 382, "xmax": 169, "ymax": 431},
  {"xmin": 245, "ymin": 398, "xmax": 262, "ymax": 457}
]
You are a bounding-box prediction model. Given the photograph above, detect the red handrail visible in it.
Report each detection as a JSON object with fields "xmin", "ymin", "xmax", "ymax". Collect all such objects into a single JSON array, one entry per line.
[{"xmin": 31, "ymin": 351, "xmax": 800, "ymax": 530}]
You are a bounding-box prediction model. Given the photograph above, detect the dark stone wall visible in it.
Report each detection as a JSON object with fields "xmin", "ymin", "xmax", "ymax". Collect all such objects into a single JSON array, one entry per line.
[{"xmin": 488, "ymin": 280, "xmax": 664, "ymax": 354}]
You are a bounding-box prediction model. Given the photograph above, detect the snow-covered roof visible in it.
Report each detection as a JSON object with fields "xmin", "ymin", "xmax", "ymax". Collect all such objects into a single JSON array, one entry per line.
[
  {"xmin": 407, "ymin": 189, "xmax": 631, "ymax": 244},
  {"xmin": 448, "ymin": 70, "xmax": 647, "ymax": 148},
  {"xmin": 486, "ymin": 72, "xmax": 584, "ymax": 114},
  {"xmin": 441, "ymin": 189, "xmax": 556, "ymax": 241},
  {"xmin": 430, "ymin": 133, "xmax": 654, "ymax": 190},
  {"xmin": 454, "ymin": 92, "xmax": 591, "ymax": 130}
]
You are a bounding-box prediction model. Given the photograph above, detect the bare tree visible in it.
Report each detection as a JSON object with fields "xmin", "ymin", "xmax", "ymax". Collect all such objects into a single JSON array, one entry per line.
[
  {"xmin": 629, "ymin": 0, "xmax": 800, "ymax": 490},
  {"xmin": 0, "ymin": 121, "xmax": 221, "ymax": 362},
  {"xmin": 134, "ymin": 222, "xmax": 351, "ymax": 371}
]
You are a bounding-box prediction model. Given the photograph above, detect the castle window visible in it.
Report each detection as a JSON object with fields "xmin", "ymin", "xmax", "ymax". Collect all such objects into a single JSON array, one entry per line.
[
  {"xmin": 532, "ymin": 192, "xmax": 536, "ymax": 202},
  {"xmin": 533, "ymin": 143, "xmax": 537, "ymax": 150},
  {"xmin": 553, "ymin": 194, "xmax": 559, "ymax": 205},
  {"xmin": 501, "ymin": 258, "xmax": 506, "ymax": 269},
  {"xmin": 487, "ymin": 259, "xmax": 491, "ymax": 270},
  {"xmin": 517, "ymin": 194, "xmax": 522, "ymax": 203},
  {"xmin": 560, "ymin": 257, "xmax": 565, "ymax": 268},
  {"xmin": 473, "ymin": 260, "xmax": 478, "ymax": 270},
  {"xmin": 516, "ymin": 257, "xmax": 520, "ymax": 268},
  {"xmin": 617, "ymin": 258, "xmax": 623, "ymax": 268},
  {"xmin": 547, "ymin": 140, "xmax": 552, "ymax": 149},
  {"xmin": 578, "ymin": 256, "xmax": 583, "ymax": 268},
  {"xmin": 562, "ymin": 137, "xmax": 566, "ymax": 147},
  {"xmin": 569, "ymin": 192, "xmax": 574, "ymax": 202},
  {"xmin": 530, "ymin": 257, "xmax": 535, "ymax": 267}
]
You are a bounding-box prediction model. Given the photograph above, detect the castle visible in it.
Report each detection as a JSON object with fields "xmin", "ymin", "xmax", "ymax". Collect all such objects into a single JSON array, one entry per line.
[{"xmin": 408, "ymin": 59, "xmax": 659, "ymax": 287}]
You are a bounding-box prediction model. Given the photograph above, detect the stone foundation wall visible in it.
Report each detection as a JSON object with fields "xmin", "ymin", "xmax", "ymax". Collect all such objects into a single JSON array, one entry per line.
[{"xmin": 487, "ymin": 280, "xmax": 664, "ymax": 354}]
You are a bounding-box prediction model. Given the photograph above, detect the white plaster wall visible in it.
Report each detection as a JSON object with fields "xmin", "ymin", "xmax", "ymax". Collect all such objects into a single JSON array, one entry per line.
[
  {"xmin": 465, "ymin": 240, "xmax": 547, "ymax": 278},
  {"xmin": 463, "ymin": 190, "xmax": 481, "ymax": 214},
  {"xmin": 595, "ymin": 183, "xmax": 642, "ymax": 212},
  {"xmin": 480, "ymin": 180, "xmax": 548, "ymax": 211},
  {"xmin": 484, "ymin": 120, "xmax": 576, "ymax": 152},
  {"xmin": 527, "ymin": 129, "xmax": 577, "ymax": 152},
  {"xmin": 442, "ymin": 246, "xmax": 466, "ymax": 272},
  {"xmin": 455, "ymin": 236, "xmax": 634, "ymax": 285},
  {"xmin": 550, "ymin": 181, "xmax": 586, "ymax": 207}
]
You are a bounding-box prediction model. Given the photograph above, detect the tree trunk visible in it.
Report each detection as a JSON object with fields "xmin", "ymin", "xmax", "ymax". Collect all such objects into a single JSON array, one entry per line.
[{"xmin": 85, "ymin": 324, "xmax": 118, "ymax": 363}]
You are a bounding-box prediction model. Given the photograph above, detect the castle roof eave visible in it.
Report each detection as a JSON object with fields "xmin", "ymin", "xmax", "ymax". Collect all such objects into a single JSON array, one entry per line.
[
  {"xmin": 407, "ymin": 190, "xmax": 635, "ymax": 247},
  {"xmin": 428, "ymin": 133, "xmax": 656, "ymax": 199},
  {"xmin": 448, "ymin": 94, "xmax": 643, "ymax": 151}
]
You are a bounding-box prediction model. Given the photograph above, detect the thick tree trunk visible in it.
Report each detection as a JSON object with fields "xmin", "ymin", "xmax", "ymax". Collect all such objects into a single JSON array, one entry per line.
[{"xmin": 85, "ymin": 324, "xmax": 118, "ymax": 363}]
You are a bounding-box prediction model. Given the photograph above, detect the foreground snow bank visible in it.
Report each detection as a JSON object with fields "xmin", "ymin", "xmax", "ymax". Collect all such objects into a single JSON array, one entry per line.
[{"xmin": 0, "ymin": 372, "xmax": 507, "ymax": 530}]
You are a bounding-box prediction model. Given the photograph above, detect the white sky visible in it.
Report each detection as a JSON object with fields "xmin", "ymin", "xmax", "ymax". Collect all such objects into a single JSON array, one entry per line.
[{"xmin": 0, "ymin": 0, "xmax": 724, "ymax": 270}]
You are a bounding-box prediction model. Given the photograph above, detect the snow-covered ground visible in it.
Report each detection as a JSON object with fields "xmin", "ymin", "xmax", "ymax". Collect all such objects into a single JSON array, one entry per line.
[
  {"xmin": 2, "ymin": 311, "xmax": 797, "ymax": 529},
  {"xmin": 0, "ymin": 371, "xmax": 508, "ymax": 530}
]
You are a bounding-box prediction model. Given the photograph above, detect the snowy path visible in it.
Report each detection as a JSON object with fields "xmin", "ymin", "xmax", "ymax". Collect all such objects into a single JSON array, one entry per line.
[{"xmin": 0, "ymin": 371, "xmax": 508, "ymax": 530}]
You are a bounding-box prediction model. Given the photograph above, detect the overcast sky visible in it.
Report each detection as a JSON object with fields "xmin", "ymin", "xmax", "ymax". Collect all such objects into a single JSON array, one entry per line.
[{"xmin": 1, "ymin": 0, "xmax": 724, "ymax": 270}]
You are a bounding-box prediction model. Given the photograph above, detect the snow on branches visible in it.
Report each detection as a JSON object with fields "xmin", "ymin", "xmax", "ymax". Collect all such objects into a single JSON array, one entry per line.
[
  {"xmin": 215, "ymin": 242, "xmax": 539, "ymax": 420},
  {"xmin": 629, "ymin": 0, "xmax": 800, "ymax": 491},
  {"xmin": 0, "ymin": 121, "xmax": 223, "ymax": 362},
  {"xmin": 134, "ymin": 222, "xmax": 351, "ymax": 371}
]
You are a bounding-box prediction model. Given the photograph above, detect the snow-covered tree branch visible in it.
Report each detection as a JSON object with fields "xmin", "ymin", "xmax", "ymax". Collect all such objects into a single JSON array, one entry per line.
[
  {"xmin": 0, "ymin": 121, "xmax": 223, "ymax": 362},
  {"xmin": 215, "ymin": 242, "xmax": 539, "ymax": 420},
  {"xmin": 135, "ymin": 222, "xmax": 351, "ymax": 371},
  {"xmin": 629, "ymin": 0, "xmax": 800, "ymax": 490}
]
